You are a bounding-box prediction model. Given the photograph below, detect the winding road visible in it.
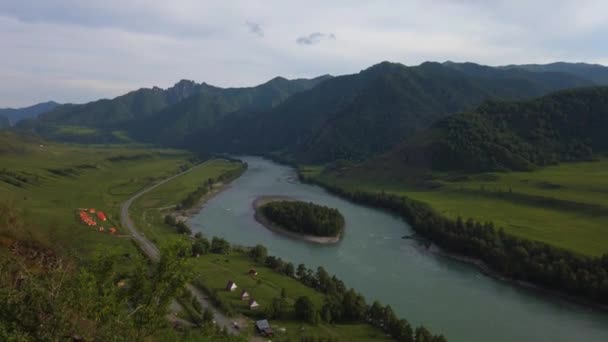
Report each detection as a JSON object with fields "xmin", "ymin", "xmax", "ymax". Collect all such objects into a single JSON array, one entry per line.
[{"xmin": 119, "ymin": 161, "xmax": 241, "ymax": 335}]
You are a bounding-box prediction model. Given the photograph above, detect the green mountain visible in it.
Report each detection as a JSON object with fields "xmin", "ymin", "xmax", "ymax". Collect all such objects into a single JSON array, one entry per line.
[
  {"xmin": 17, "ymin": 61, "xmax": 602, "ymax": 164},
  {"xmin": 130, "ymin": 75, "xmax": 332, "ymax": 146},
  {"xmin": 18, "ymin": 76, "xmax": 330, "ymax": 144},
  {"xmin": 0, "ymin": 101, "xmax": 59, "ymax": 126},
  {"xmin": 29, "ymin": 80, "xmax": 201, "ymax": 128},
  {"xmin": 198, "ymin": 61, "xmax": 593, "ymax": 163},
  {"xmin": 0, "ymin": 115, "xmax": 9, "ymax": 130},
  {"xmin": 499, "ymin": 62, "xmax": 608, "ymax": 85},
  {"xmin": 351, "ymin": 86, "xmax": 608, "ymax": 175}
]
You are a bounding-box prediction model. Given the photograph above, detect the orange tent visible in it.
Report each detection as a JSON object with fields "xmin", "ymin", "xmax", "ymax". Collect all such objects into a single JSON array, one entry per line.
[{"xmin": 97, "ymin": 211, "xmax": 107, "ymax": 221}]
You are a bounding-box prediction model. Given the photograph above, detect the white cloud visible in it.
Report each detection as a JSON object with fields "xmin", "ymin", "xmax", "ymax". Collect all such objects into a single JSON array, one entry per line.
[{"xmin": 0, "ymin": 0, "xmax": 607, "ymax": 107}]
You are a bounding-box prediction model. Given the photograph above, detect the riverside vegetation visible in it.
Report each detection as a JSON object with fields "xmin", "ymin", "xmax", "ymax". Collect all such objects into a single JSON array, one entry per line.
[
  {"xmin": 298, "ymin": 170, "xmax": 608, "ymax": 308},
  {"xmin": 126, "ymin": 150, "xmax": 446, "ymax": 341},
  {"xmin": 260, "ymin": 201, "xmax": 345, "ymax": 237}
]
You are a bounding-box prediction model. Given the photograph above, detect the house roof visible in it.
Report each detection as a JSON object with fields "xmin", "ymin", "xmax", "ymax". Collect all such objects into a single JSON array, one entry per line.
[{"xmin": 256, "ymin": 319, "xmax": 270, "ymax": 330}]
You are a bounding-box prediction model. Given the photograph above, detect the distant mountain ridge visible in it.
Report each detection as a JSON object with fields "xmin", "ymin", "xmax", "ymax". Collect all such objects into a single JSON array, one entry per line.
[
  {"xmin": 498, "ymin": 62, "xmax": 608, "ymax": 85},
  {"xmin": 0, "ymin": 101, "xmax": 60, "ymax": 126},
  {"xmin": 18, "ymin": 75, "xmax": 331, "ymax": 143},
  {"xmin": 196, "ymin": 61, "xmax": 595, "ymax": 162},
  {"xmin": 16, "ymin": 60, "xmax": 608, "ymax": 164}
]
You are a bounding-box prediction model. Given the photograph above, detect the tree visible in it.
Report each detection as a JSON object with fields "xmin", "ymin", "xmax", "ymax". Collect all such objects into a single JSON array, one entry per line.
[
  {"xmin": 296, "ymin": 264, "xmax": 307, "ymax": 279},
  {"xmin": 164, "ymin": 214, "xmax": 177, "ymax": 226},
  {"xmin": 283, "ymin": 262, "xmax": 295, "ymax": 277},
  {"xmin": 192, "ymin": 236, "xmax": 210, "ymax": 256},
  {"xmin": 210, "ymin": 237, "xmax": 230, "ymax": 254},
  {"xmin": 202, "ymin": 308, "xmax": 214, "ymax": 324},
  {"xmin": 295, "ymin": 296, "xmax": 318, "ymax": 324},
  {"xmin": 249, "ymin": 244, "xmax": 268, "ymax": 263},
  {"xmin": 128, "ymin": 241, "xmax": 193, "ymax": 338},
  {"xmin": 267, "ymin": 297, "xmax": 287, "ymax": 319},
  {"xmin": 175, "ymin": 221, "xmax": 192, "ymax": 235}
]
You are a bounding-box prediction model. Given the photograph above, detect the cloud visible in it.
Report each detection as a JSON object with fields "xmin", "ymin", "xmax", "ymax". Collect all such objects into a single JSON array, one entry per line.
[
  {"xmin": 246, "ymin": 21, "xmax": 264, "ymax": 37},
  {"xmin": 296, "ymin": 32, "xmax": 336, "ymax": 45},
  {"xmin": 1, "ymin": 0, "xmax": 608, "ymax": 107}
]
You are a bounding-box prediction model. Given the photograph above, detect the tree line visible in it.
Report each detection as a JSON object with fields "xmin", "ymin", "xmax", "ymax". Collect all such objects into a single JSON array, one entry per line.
[
  {"xmin": 300, "ymin": 174, "xmax": 608, "ymax": 307},
  {"xmin": 261, "ymin": 200, "xmax": 345, "ymax": 237},
  {"xmin": 247, "ymin": 244, "xmax": 446, "ymax": 342},
  {"xmin": 179, "ymin": 163, "xmax": 247, "ymax": 210}
]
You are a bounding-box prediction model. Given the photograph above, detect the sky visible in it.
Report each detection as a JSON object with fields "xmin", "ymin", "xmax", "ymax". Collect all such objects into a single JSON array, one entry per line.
[{"xmin": 1, "ymin": 0, "xmax": 607, "ymax": 107}]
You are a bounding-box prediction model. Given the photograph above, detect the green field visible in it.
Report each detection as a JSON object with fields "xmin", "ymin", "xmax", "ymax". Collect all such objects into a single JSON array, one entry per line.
[
  {"xmin": 0, "ymin": 132, "xmax": 197, "ymax": 257},
  {"xmin": 191, "ymin": 252, "xmax": 392, "ymax": 342},
  {"xmin": 130, "ymin": 159, "xmax": 245, "ymax": 245},
  {"xmin": 304, "ymin": 160, "xmax": 608, "ymax": 257}
]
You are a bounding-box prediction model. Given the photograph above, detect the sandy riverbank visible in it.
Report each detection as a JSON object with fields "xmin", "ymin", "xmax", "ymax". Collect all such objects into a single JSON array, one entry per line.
[{"xmin": 252, "ymin": 195, "xmax": 342, "ymax": 244}]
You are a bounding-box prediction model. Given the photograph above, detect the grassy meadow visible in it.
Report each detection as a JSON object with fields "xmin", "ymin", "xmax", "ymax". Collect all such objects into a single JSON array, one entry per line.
[
  {"xmin": 303, "ymin": 159, "xmax": 608, "ymax": 257},
  {"xmin": 0, "ymin": 132, "xmax": 196, "ymax": 257},
  {"xmin": 190, "ymin": 251, "xmax": 392, "ymax": 342},
  {"xmin": 129, "ymin": 159, "xmax": 245, "ymax": 245}
]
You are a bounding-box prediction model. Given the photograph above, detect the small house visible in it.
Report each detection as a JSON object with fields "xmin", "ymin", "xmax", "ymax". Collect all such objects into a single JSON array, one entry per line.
[
  {"xmin": 240, "ymin": 290, "xmax": 250, "ymax": 300},
  {"xmin": 249, "ymin": 299, "xmax": 260, "ymax": 310},
  {"xmin": 225, "ymin": 281, "xmax": 238, "ymax": 292},
  {"xmin": 109, "ymin": 227, "xmax": 117, "ymax": 234},
  {"xmin": 248, "ymin": 268, "xmax": 258, "ymax": 276},
  {"xmin": 255, "ymin": 319, "xmax": 273, "ymax": 337}
]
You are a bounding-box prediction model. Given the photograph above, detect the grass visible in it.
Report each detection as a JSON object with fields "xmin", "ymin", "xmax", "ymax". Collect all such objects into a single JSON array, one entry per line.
[
  {"xmin": 191, "ymin": 251, "xmax": 392, "ymax": 342},
  {"xmin": 129, "ymin": 159, "xmax": 245, "ymax": 245},
  {"xmin": 305, "ymin": 160, "xmax": 608, "ymax": 257},
  {"xmin": 0, "ymin": 132, "xmax": 197, "ymax": 258}
]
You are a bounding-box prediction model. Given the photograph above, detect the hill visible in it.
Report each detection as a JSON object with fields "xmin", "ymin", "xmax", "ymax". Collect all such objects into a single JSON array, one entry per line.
[
  {"xmin": 130, "ymin": 75, "xmax": 332, "ymax": 147},
  {"xmin": 0, "ymin": 115, "xmax": 9, "ymax": 129},
  {"xmin": 16, "ymin": 61, "xmax": 601, "ymax": 164},
  {"xmin": 0, "ymin": 101, "xmax": 59, "ymax": 125},
  {"xmin": 18, "ymin": 76, "xmax": 330, "ymax": 144},
  {"xmin": 346, "ymin": 86, "xmax": 608, "ymax": 177},
  {"xmin": 499, "ymin": 62, "xmax": 608, "ymax": 85},
  {"xmin": 199, "ymin": 61, "xmax": 593, "ymax": 163}
]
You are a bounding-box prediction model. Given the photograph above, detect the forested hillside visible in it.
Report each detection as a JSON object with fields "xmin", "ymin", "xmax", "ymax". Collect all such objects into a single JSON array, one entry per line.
[
  {"xmin": 18, "ymin": 76, "xmax": 330, "ymax": 144},
  {"xmin": 193, "ymin": 61, "xmax": 594, "ymax": 163},
  {"xmin": 0, "ymin": 115, "xmax": 9, "ymax": 130},
  {"xmin": 14, "ymin": 61, "xmax": 604, "ymax": 164},
  {"xmin": 131, "ymin": 75, "xmax": 332, "ymax": 147},
  {"xmin": 353, "ymin": 86, "xmax": 608, "ymax": 174},
  {"xmin": 500, "ymin": 62, "xmax": 608, "ymax": 85},
  {"xmin": 0, "ymin": 101, "xmax": 59, "ymax": 125}
]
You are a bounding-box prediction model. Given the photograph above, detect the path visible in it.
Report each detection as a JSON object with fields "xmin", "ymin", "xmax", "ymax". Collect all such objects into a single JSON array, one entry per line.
[{"xmin": 119, "ymin": 161, "xmax": 241, "ymax": 335}]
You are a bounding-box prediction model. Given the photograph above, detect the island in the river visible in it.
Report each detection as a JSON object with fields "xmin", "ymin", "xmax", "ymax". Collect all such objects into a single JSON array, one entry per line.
[{"xmin": 253, "ymin": 195, "xmax": 345, "ymax": 244}]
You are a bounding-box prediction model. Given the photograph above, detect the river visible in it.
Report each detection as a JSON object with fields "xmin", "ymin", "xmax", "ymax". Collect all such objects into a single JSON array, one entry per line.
[{"xmin": 189, "ymin": 156, "xmax": 608, "ymax": 342}]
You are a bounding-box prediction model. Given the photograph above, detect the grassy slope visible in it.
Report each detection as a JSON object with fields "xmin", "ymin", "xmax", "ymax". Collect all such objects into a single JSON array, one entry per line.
[
  {"xmin": 0, "ymin": 134, "xmax": 195, "ymax": 258},
  {"xmin": 130, "ymin": 159, "xmax": 244, "ymax": 245},
  {"xmin": 127, "ymin": 159, "xmax": 391, "ymax": 341},
  {"xmin": 303, "ymin": 160, "xmax": 608, "ymax": 257},
  {"xmin": 191, "ymin": 252, "xmax": 392, "ymax": 342}
]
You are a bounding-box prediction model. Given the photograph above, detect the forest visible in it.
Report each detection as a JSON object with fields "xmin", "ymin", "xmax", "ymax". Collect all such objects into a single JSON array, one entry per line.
[{"xmin": 261, "ymin": 200, "xmax": 345, "ymax": 237}]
